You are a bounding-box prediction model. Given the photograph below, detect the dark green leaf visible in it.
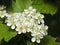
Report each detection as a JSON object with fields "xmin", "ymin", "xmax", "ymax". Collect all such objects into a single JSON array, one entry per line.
[
  {"xmin": 40, "ymin": 35, "xmax": 60, "ymax": 45},
  {"xmin": 4, "ymin": 31, "xmax": 17, "ymax": 42},
  {"xmin": 12, "ymin": 0, "xmax": 32, "ymax": 12},
  {"xmin": 32, "ymin": 0, "xmax": 57, "ymax": 15}
]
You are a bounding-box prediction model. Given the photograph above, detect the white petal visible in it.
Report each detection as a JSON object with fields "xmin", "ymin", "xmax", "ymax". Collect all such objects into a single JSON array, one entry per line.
[
  {"xmin": 11, "ymin": 25, "xmax": 15, "ymax": 29},
  {"xmin": 15, "ymin": 28, "xmax": 19, "ymax": 31},
  {"xmin": 4, "ymin": 13, "xmax": 9, "ymax": 17},
  {"xmin": 18, "ymin": 32, "xmax": 21, "ymax": 34},
  {"xmin": 38, "ymin": 20, "xmax": 40, "ymax": 24},
  {"xmin": 29, "ymin": 6, "xmax": 33, "ymax": 10},
  {"xmin": 1, "ymin": 15, "xmax": 4, "ymax": 18},
  {"xmin": 25, "ymin": 11, "xmax": 29, "ymax": 14},
  {"xmin": 41, "ymin": 15, "xmax": 44, "ymax": 18},
  {"xmin": 6, "ymin": 14, "xmax": 11, "ymax": 18},
  {"xmin": 31, "ymin": 38, "xmax": 36, "ymax": 42},
  {"xmin": 38, "ymin": 25, "xmax": 41, "ymax": 29},
  {"xmin": 31, "ymin": 34, "xmax": 35, "ymax": 36},
  {"xmin": 41, "ymin": 20, "xmax": 44, "ymax": 24},
  {"xmin": 7, "ymin": 23, "xmax": 11, "ymax": 26},
  {"xmin": 45, "ymin": 26, "xmax": 48, "ymax": 30},
  {"xmin": 14, "ymin": 18, "xmax": 18, "ymax": 21},
  {"xmin": 24, "ymin": 9, "xmax": 29, "ymax": 14},
  {"xmin": 37, "ymin": 12, "xmax": 41, "ymax": 16},
  {"xmin": 27, "ymin": 29, "xmax": 31, "ymax": 32},
  {"xmin": 35, "ymin": 16, "xmax": 38, "ymax": 19},
  {"xmin": 24, "ymin": 9, "xmax": 28, "ymax": 12},
  {"xmin": 36, "ymin": 39, "xmax": 40, "ymax": 43},
  {"xmin": 3, "ymin": 10, "xmax": 6, "ymax": 13},
  {"xmin": 22, "ymin": 29, "xmax": 26, "ymax": 33},
  {"xmin": 16, "ymin": 23, "xmax": 19, "ymax": 26},
  {"xmin": 41, "ymin": 31, "xmax": 45, "ymax": 35},
  {"xmin": 32, "ymin": 9, "xmax": 36, "ymax": 12}
]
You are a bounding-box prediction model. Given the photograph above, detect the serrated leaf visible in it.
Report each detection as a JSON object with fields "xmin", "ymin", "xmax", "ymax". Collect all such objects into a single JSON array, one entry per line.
[
  {"xmin": 0, "ymin": 23, "xmax": 17, "ymax": 42},
  {"xmin": 32, "ymin": 0, "xmax": 57, "ymax": 15},
  {"xmin": 0, "ymin": 23, "xmax": 9, "ymax": 41},
  {"xmin": 12, "ymin": 0, "xmax": 57, "ymax": 15},
  {"xmin": 4, "ymin": 31, "xmax": 17, "ymax": 42},
  {"xmin": 40, "ymin": 35, "xmax": 60, "ymax": 45},
  {"xmin": 12, "ymin": 0, "xmax": 32, "ymax": 12}
]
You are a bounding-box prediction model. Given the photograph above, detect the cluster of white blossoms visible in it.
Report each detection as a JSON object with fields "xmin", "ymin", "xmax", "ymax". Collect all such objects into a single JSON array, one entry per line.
[
  {"xmin": 0, "ymin": 6, "xmax": 48, "ymax": 43},
  {"xmin": 0, "ymin": 6, "xmax": 8, "ymax": 18}
]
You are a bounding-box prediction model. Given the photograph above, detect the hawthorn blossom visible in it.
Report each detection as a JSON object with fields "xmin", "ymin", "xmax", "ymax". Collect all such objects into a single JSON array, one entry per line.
[{"xmin": 0, "ymin": 6, "xmax": 48, "ymax": 43}]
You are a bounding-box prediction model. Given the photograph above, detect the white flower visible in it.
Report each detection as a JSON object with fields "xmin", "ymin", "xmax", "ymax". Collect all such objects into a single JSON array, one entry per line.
[
  {"xmin": 22, "ymin": 29, "xmax": 26, "ymax": 33},
  {"xmin": 18, "ymin": 32, "xmax": 21, "ymax": 34},
  {"xmin": 24, "ymin": 6, "xmax": 36, "ymax": 14},
  {"xmin": 31, "ymin": 37, "xmax": 36, "ymax": 42},
  {"xmin": 41, "ymin": 19, "xmax": 44, "ymax": 24},
  {"xmin": 36, "ymin": 39, "xmax": 40, "ymax": 43},
  {"xmin": 31, "ymin": 24, "xmax": 48, "ymax": 43},
  {"xmin": 44, "ymin": 25, "xmax": 48, "ymax": 30},
  {"xmin": 16, "ymin": 25, "xmax": 27, "ymax": 34},
  {"xmin": 6, "ymin": 18, "xmax": 16, "ymax": 27},
  {"xmin": 5, "ymin": 13, "xmax": 20, "ymax": 29},
  {"xmin": 31, "ymin": 33, "xmax": 42, "ymax": 43},
  {"xmin": 11, "ymin": 25, "xmax": 15, "ymax": 29},
  {"xmin": 0, "ymin": 10, "xmax": 7, "ymax": 18},
  {"xmin": 0, "ymin": 6, "xmax": 8, "ymax": 18},
  {"xmin": 7, "ymin": 22, "xmax": 11, "ymax": 26},
  {"xmin": 27, "ymin": 29, "xmax": 31, "ymax": 32},
  {"xmin": 15, "ymin": 26, "xmax": 22, "ymax": 34}
]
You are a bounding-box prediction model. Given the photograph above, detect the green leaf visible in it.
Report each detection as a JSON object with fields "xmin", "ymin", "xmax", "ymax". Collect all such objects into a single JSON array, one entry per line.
[
  {"xmin": 0, "ymin": 23, "xmax": 9, "ymax": 41},
  {"xmin": 40, "ymin": 35, "xmax": 60, "ymax": 45},
  {"xmin": 0, "ymin": 23, "xmax": 17, "ymax": 42},
  {"xmin": 4, "ymin": 31, "xmax": 17, "ymax": 42},
  {"xmin": 32, "ymin": 0, "xmax": 57, "ymax": 15},
  {"xmin": 27, "ymin": 40, "xmax": 36, "ymax": 45},
  {"xmin": 12, "ymin": 0, "xmax": 32, "ymax": 12},
  {"xmin": 12, "ymin": 0, "xmax": 57, "ymax": 15}
]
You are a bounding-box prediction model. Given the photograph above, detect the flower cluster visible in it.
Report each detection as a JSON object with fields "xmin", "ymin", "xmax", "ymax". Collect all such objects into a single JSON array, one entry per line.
[
  {"xmin": 0, "ymin": 6, "xmax": 8, "ymax": 18},
  {"xmin": 0, "ymin": 6, "xmax": 48, "ymax": 43}
]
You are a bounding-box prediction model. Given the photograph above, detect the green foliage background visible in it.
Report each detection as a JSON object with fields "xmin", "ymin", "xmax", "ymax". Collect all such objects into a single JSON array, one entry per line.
[{"xmin": 0, "ymin": 0, "xmax": 60, "ymax": 45}]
